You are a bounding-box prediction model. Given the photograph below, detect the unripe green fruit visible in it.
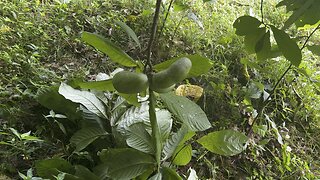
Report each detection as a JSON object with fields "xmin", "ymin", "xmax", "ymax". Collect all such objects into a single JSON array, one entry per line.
[
  {"xmin": 150, "ymin": 57, "xmax": 192, "ymax": 92},
  {"xmin": 150, "ymin": 70, "xmax": 175, "ymax": 90},
  {"xmin": 168, "ymin": 57, "xmax": 192, "ymax": 82},
  {"xmin": 112, "ymin": 71, "xmax": 148, "ymax": 94}
]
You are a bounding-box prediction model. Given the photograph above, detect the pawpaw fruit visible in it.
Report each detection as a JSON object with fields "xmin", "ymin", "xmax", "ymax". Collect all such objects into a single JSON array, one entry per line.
[
  {"xmin": 112, "ymin": 71, "xmax": 148, "ymax": 94},
  {"xmin": 167, "ymin": 57, "xmax": 192, "ymax": 82},
  {"xmin": 150, "ymin": 57, "xmax": 192, "ymax": 92}
]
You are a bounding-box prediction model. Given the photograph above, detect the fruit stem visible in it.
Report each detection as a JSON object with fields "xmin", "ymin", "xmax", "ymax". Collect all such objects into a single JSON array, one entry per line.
[{"xmin": 148, "ymin": 90, "xmax": 162, "ymax": 172}]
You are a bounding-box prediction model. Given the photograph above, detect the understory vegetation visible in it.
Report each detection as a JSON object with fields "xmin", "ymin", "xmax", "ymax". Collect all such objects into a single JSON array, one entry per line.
[{"xmin": 0, "ymin": 0, "xmax": 319, "ymax": 179}]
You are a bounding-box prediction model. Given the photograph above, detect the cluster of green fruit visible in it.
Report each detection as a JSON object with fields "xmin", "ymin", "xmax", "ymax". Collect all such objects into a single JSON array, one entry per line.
[{"xmin": 112, "ymin": 57, "xmax": 192, "ymax": 94}]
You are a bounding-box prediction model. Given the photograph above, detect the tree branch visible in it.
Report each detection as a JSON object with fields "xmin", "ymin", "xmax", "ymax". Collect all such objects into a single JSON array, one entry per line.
[{"xmin": 145, "ymin": 0, "xmax": 162, "ymax": 73}]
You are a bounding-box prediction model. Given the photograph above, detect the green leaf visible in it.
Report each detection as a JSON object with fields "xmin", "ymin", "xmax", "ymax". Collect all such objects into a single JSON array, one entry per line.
[
  {"xmin": 160, "ymin": 93, "xmax": 211, "ymax": 131},
  {"xmin": 70, "ymin": 127, "xmax": 108, "ymax": 152},
  {"xmin": 197, "ymin": 129, "xmax": 249, "ymax": 156},
  {"xmin": 126, "ymin": 123, "xmax": 154, "ymax": 154},
  {"xmin": 233, "ymin": 16, "xmax": 262, "ymax": 36},
  {"xmin": 307, "ymin": 45, "xmax": 320, "ymax": 56},
  {"xmin": 256, "ymin": 31, "xmax": 271, "ymax": 60},
  {"xmin": 35, "ymin": 158, "xmax": 74, "ymax": 179},
  {"xmin": 161, "ymin": 167, "xmax": 182, "ymax": 180},
  {"xmin": 58, "ymin": 83, "xmax": 107, "ymax": 118},
  {"xmin": 156, "ymin": 109, "xmax": 173, "ymax": 141},
  {"xmin": 162, "ymin": 125, "xmax": 189, "ymax": 161},
  {"xmin": 80, "ymin": 106, "xmax": 105, "ymax": 129},
  {"xmin": 149, "ymin": 167, "xmax": 182, "ymax": 180},
  {"xmin": 153, "ymin": 55, "xmax": 213, "ymax": 78},
  {"xmin": 81, "ymin": 32, "xmax": 137, "ymax": 67},
  {"xmin": 271, "ymin": 26, "xmax": 302, "ymax": 66},
  {"xmin": 244, "ymin": 27, "xmax": 266, "ymax": 54},
  {"xmin": 173, "ymin": 1, "xmax": 190, "ymax": 12},
  {"xmin": 295, "ymin": 1, "xmax": 320, "ymax": 27},
  {"xmin": 78, "ymin": 79, "xmax": 115, "ymax": 91},
  {"xmin": 116, "ymin": 102, "xmax": 149, "ymax": 132},
  {"xmin": 74, "ymin": 165, "xmax": 99, "ymax": 180},
  {"xmin": 172, "ymin": 144, "xmax": 192, "ymax": 166},
  {"xmin": 36, "ymin": 86, "xmax": 80, "ymax": 120},
  {"xmin": 282, "ymin": 0, "xmax": 314, "ymax": 30},
  {"xmin": 95, "ymin": 148, "xmax": 155, "ymax": 179},
  {"xmin": 115, "ymin": 20, "xmax": 141, "ymax": 48},
  {"xmin": 118, "ymin": 93, "xmax": 140, "ymax": 107}
]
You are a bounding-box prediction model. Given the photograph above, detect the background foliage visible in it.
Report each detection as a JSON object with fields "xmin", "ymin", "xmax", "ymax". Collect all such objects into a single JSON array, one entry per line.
[{"xmin": 0, "ymin": 0, "xmax": 319, "ymax": 179}]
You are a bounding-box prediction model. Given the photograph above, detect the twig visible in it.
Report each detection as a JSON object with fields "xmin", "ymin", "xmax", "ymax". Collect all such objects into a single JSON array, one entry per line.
[
  {"xmin": 159, "ymin": 0, "xmax": 175, "ymax": 39},
  {"xmin": 145, "ymin": 0, "xmax": 162, "ymax": 73},
  {"xmin": 260, "ymin": 0, "xmax": 264, "ymax": 24}
]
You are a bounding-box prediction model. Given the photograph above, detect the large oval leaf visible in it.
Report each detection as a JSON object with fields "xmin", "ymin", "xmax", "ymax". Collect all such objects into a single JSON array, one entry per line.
[
  {"xmin": 162, "ymin": 125, "xmax": 189, "ymax": 161},
  {"xmin": 94, "ymin": 148, "xmax": 155, "ymax": 179},
  {"xmin": 35, "ymin": 158, "xmax": 74, "ymax": 179},
  {"xmin": 153, "ymin": 55, "xmax": 213, "ymax": 78},
  {"xmin": 58, "ymin": 83, "xmax": 107, "ymax": 118},
  {"xmin": 115, "ymin": 20, "xmax": 141, "ymax": 48},
  {"xmin": 36, "ymin": 86, "xmax": 80, "ymax": 120},
  {"xmin": 78, "ymin": 79, "xmax": 115, "ymax": 91},
  {"xmin": 160, "ymin": 93, "xmax": 211, "ymax": 131},
  {"xmin": 172, "ymin": 144, "xmax": 192, "ymax": 166},
  {"xmin": 81, "ymin": 32, "xmax": 137, "ymax": 67},
  {"xmin": 70, "ymin": 127, "xmax": 108, "ymax": 152},
  {"xmin": 126, "ymin": 123, "xmax": 154, "ymax": 154},
  {"xmin": 233, "ymin": 16, "xmax": 262, "ymax": 36},
  {"xmin": 271, "ymin": 26, "xmax": 302, "ymax": 66},
  {"xmin": 197, "ymin": 129, "xmax": 249, "ymax": 156}
]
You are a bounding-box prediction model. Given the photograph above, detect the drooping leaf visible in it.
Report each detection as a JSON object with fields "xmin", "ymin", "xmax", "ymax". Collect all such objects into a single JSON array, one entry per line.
[
  {"xmin": 156, "ymin": 109, "xmax": 173, "ymax": 141},
  {"xmin": 295, "ymin": 1, "xmax": 320, "ymax": 27},
  {"xmin": 197, "ymin": 129, "xmax": 249, "ymax": 156},
  {"xmin": 35, "ymin": 158, "xmax": 74, "ymax": 179},
  {"xmin": 118, "ymin": 93, "xmax": 140, "ymax": 107},
  {"xmin": 277, "ymin": 0, "xmax": 320, "ymax": 28},
  {"xmin": 74, "ymin": 165, "xmax": 99, "ymax": 180},
  {"xmin": 126, "ymin": 123, "xmax": 154, "ymax": 154},
  {"xmin": 271, "ymin": 26, "xmax": 302, "ymax": 66},
  {"xmin": 150, "ymin": 167, "xmax": 182, "ymax": 180},
  {"xmin": 36, "ymin": 86, "xmax": 79, "ymax": 120},
  {"xmin": 173, "ymin": 1, "xmax": 190, "ymax": 12},
  {"xmin": 256, "ymin": 31, "xmax": 271, "ymax": 60},
  {"xmin": 94, "ymin": 148, "xmax": 155, "ymax": 179},
  {"xmin": 162, "ymin": 125, "xmax": 189, "ymax": 161},
  {"xmin": 154, "ymin": 55, "xmax": 213, "ymax": 78},
  {"xmin": 244, "ymin": 27, "xmax": 266, "ymax": 54},
  {"xmin": 282, "ymin": 0, "xmax": 314, "ymax": 30},
  {"xmin": 78, "ymin": 79, "xmax": 115, "ymax": 91},
  {"xmin": 79, "ymin": 105, "xmax": 105, "ymax": 129},
  {"xmin": 233, "ymin": 16, "xmax": 262, "ymax": 36},
  {"xmin": 58, "ymin": 83, "xmax": 107, "ymax": 118},
  {"xmin": 116, "ymin": 102, "xmax": 149, "ymax": 133},
  {"xmin": 307, "ymin": 45, "xmax": 320, "ymax": 56},
  {"xmin": 70, "ymin": 127, "xmax": 108, "ymax": 152},
  {"xmin": 160, "ymin": 93, "xmax": 211, "ymax": 131},
  {"xmin": 81, "ymin": 32, "xmax": 137, "ymax": 67},
  {"xmin": 172, "ymin": 144, "xmax": 192, "ymax": 166},
  {"xmin": 187, "ymin": 12, "xmax": 204, "ymax": 30},
  {"xmin": 161, "ymin": 167, "xmax": 182, "ymax": 180},
  {"xmin": 115, "ymin": 20, "xmax": 141, "ymax": 48}
]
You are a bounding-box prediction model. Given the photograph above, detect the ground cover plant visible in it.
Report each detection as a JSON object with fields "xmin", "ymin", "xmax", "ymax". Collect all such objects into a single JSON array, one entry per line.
[{"xmin": 0, "ymin": 0, "xmax": 320, "ymax": 179}]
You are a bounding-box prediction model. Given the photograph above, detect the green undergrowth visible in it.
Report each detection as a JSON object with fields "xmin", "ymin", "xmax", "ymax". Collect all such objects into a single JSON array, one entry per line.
[{"xmin": 0, "ymin": 0, "xmax": 319, "ymax": 179}]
